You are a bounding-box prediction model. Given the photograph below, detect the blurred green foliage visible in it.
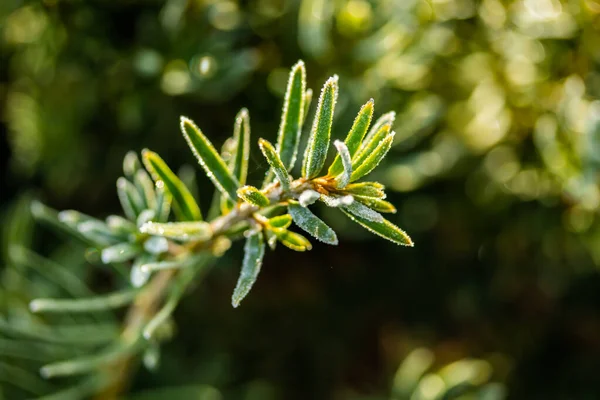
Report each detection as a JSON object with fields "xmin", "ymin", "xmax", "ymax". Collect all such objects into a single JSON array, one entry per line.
[{"xmin": 2, "ymin": 0, "xmax": 600, "ymax": 399}]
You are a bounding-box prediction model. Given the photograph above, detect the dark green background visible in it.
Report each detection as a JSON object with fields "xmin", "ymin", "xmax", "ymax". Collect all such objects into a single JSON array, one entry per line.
[{"xmin": 2, "ymin": 0, "xmax": 600, "ymax": 399}]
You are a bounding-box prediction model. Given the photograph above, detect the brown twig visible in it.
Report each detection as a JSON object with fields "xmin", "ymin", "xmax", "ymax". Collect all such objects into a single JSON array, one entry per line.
[
  {"xmin": 95, "ymin": 269, "xmax": 175, "ymax": 399},
  {"xmin": 94, "ymin": 178, "xmax": 322, "ymax": 399}
]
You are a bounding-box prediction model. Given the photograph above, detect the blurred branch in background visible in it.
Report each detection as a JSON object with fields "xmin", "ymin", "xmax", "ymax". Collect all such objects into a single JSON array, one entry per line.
[{"xmin": 390, "ymin": 347, "xmax": 505, "ymax": 400}]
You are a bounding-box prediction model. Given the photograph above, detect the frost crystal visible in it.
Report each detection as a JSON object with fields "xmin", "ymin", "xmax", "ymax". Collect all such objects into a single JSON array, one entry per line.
[{"xmin": 299, "ymin": 190, "xmax": 321, "ymax": 206}]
